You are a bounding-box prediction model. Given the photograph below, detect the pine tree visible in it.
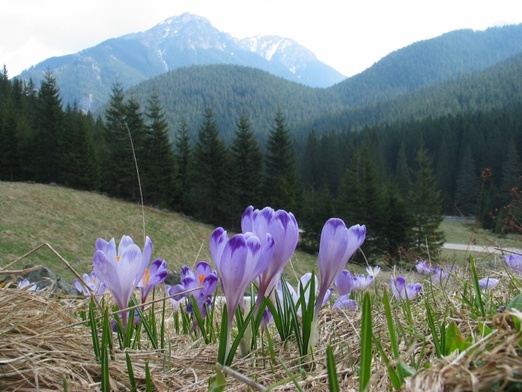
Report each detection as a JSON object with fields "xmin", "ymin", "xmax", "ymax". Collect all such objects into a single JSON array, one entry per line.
[
  {"xmin": 382, "ymin": 181, "xmax": 414, "ymax": 261},
  {"xmin": 337, "ymin": 148, "xmax": 386, "ymax": 258},
  {"xmin": 395, "ymin": 142, "xmax": 411, "ymax": 199},
  {"xmin": 31, "ymin": 72, "xmax": 65, "ymax": 183},
  {"xmin": 173, "ymin": 120, "xmax": 193, "ymax": 214},
  {"xmin": 61, "ymin": 105, "xmax": 100, "ymax": 190},
  {"xmin": 230, "ymin": 115, "xmax": 263, "ymax": 219},
  {"xmin": 301, "ymin": 185, "xmax": 336, "ymax": 252},
  {"xmin": 408, "ymin": 145, "xmax": 445, "ymax": 258},
  {"xmin": 102, "ymin": 83, "xmax": 146, "ymax": 201},
  {"xmin": 143, "ymin": 93, "xmax": 177, "ymax": 207},
  {"xmin": 454, "ymin": 145, "xmax": 479, "ymax": 216},
  {"xmin": 263, "ymin": 110, "xmax": 298, "ymax": 211},
  {"xmin": 192, "ymin": 108, "xmax": 230, "ymax": 224}
]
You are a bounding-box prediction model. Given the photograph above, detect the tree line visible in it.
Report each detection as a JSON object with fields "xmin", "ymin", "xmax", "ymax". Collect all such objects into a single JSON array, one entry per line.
[{"xmin": 1, "ymin": 68, "xmax": 520, "ymax": 266}]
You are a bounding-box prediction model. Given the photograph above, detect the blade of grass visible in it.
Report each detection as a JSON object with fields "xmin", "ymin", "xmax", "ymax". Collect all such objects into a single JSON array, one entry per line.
[
  {"xmin": 326, "ymin": 345, "xmax": 340, "ymax": 392},
  {"xmin": 469, "ymin": 255, "xmax": 485, "ymax": 317},
  {"xmin": 88, "ymin": 298, "xmax": 100, "ymax": 361},
  {"xmin": 359, "ymin": 291, "xmax": 372, "ymax": 392},
  {"xmin": 125, "ymin": 352, "xmax": 137, "ymax": 392},
  {"xmin": 382, "ymin": 289, "xmax": 404, "ymax": 382}
]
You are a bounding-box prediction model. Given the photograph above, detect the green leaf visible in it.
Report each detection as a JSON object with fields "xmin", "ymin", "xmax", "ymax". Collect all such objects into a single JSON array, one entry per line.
[
  {"xmin": 326, "ymin": 345, "xmax": 340, "ymax": 392},
  {"xmin": 125, "ymin": 352, "xmax": 137, "ymax": 392},
  {"xmin": 145, "ymin": 361, "xmax": 153, "ymax": 392},
  {"xmin": 359, "ymin": 292, "xmax": 372, "ymax": 392},
  {"xmin": 208, "ymin": 365, "xmax": 227, "ymax": 392},
  {"xmin": 506, "ymin": 293, "xmax": 522, "ymax": 311}
]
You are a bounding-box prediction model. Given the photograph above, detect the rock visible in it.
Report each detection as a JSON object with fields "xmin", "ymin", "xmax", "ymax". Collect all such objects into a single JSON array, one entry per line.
[{"xmin": 21, "ymin": 264, "xmax": 78, "ymax": 295}]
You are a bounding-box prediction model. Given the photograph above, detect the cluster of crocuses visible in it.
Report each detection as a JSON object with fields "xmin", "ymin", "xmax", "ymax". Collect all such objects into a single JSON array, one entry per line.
[
  {"xmin": 205, "ymin": 206, "xmax": 366, "ymax": 358},
  {"xmin": 333, "ymin": 266, "xmax": 381, "ymax": 309},
  {"xmin": 75, "ymin": 235, "xmax": 168, "ymax": 326}
]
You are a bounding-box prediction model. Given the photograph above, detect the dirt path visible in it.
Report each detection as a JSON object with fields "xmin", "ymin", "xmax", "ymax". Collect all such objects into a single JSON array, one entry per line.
[{"xmin": 443, "ymin": 243, "xmax": 520, "ymax": 255}]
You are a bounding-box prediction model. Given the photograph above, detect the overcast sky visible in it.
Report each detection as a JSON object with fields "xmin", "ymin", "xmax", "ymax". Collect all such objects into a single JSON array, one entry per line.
[{"xmin": 2, "ymin": 0, "xmax": 522, "ymax": 77}]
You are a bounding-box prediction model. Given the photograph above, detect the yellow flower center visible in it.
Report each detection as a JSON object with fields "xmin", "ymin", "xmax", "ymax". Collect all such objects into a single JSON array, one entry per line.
[
  {"xmin": 116, "ymin": 255, "xmax": 121, "ymax": 261},
  {"xmin": 143, "ymin": 268, "xmax": 151, "ymax": 286},
  {"xmin": 198, "ymin": 274, "xmax": 205, "ymax": 285}
]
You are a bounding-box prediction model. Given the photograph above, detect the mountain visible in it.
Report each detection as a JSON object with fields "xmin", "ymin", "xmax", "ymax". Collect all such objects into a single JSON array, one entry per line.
[
  {"xmin": 117, "ymin": 24, "xmax": 522, "ymax": 142},
  {"xmin": 330, "ymin": 24, "xmax": 522, "ymax": 106},
  {"xmin": 16, "ymin": 13, "xmax": 345, "ymax": 112}
]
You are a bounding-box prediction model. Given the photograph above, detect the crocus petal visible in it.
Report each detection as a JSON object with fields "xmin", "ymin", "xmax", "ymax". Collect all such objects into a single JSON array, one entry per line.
[
  {"xmin": 335, "ymin": 270, "xmax": 356, "ymax": 296},
  {"xmin": 479, "ymin": 277, "xmax": 500, "ymax": 291},
  {"xmin": 210, "ymin": 227, "xmax": 228, "ymax": 270},
  {"xmin": 333, "ymin": 295, "xmax": 358, "ymax": 310},
  {"xmin": 505, "ymin": 253, "xmax": 522, "ymax": 274},
  {"xmin": 316, "ymin": 219, "xmax": 366, "ymax": 315}
]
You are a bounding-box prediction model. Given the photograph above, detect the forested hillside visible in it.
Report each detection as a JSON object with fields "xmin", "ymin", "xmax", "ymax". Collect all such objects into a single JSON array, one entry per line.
[{"xmin": 125, "ymin": 65, "xmax": 344, "ymax": 143}]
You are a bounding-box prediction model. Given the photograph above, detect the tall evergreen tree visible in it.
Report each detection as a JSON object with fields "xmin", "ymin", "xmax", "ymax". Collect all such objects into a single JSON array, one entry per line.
[
  {"xmin": 143, "ymin": 93, "xmax": 177, "ymax": 207},
  {"xmin": 31, "ymin": 72, "xmax": 65, "ymax": 183},
  {"xmin": 230, "ymin": 115, "xmax": 263, "ymax": 219},
  {"xmin": 395, "ymin": 142, "xmax": 411, "ymax": 199},
  {"xmin": 408, "ymin": 145, "xmax": 445, "ymax": 258},
  {"xmin": 301, "ymin": 185, "xmax": 336, "ymax": 252},
  {"xmin": 192, "ymin": 108, "xmax": 230, "ymax": 224},
  {"xmin": 103, "ymin": 83, "xmax": 146, "ymax": 201},
  {"xmin": 381, "ymin": 180, "xmax": 414, "ymax": 261},
  {"xmin": 337, "ymin": 148, "xmax": 385, "ymax": 258},
  {"xmin": 173, "ymin": 120, "xmax": 193, "ymax": 214},
  {"xmin": 61, "ymin": 105, "xmax": 100, "ymax": 190},
  {"xmin": 263, "ymin": 110, "xmax": 298, "ymax": 211},
  {"xmin": 454, "ymin": 145, "xmax": 479, "ymax": 216}
]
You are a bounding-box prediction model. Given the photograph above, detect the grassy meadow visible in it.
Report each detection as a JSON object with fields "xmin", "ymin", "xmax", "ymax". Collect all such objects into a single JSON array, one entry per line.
[
  {"xmin": 2, "ymin": 181, "xmax": 522, "ymax": 391},
  {"xmin": 0, "ymin": 181, "xmax": 320, "ymax": 284},
  {"xmin": 1, "ymin": 181, "xmax": 519, "ymax": 283}
]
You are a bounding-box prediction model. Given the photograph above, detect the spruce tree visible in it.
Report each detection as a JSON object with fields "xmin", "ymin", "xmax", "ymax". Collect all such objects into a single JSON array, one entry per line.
[
  {"xmin": 337, "ymin": 148, "xmax": 385, "ymax": 258},
  {"xmin": 230, "ymin": 115, "xmax": 263, "ymax": 219},
  {"xmin": 192, "ymin": 108, "xmax": 230, "ymax": 224},
  {"xmin": 143, "ymin": 93, "xmax": 177, "ymax": 207},
  {"xmin": 382, "ymin": 181, "xmax": 414, "ymax": 261},
  {"xmin": 173, "ymin": 120, "xmax": 193, "ymax": 214},
  {"xmin": 61, "ymin": 105, "xmax": 100, "ymax": 190},
  {"xmin": 263, "ymin": 110, "xmax": 298, "ymax": 211},
  {"xmin": 301, "ymin": 185, "xmax": 335, "ymax": 252},
  {"xmin": 102, "ymin": 83, "xmax": 146, "ymax": 201},
  {"xmin": 454, "ymin": 145, "xmax": 479, "ymax": 216},
  {"xmin": 31, "ymin": 72, "xmax": 65, "ymax": 183},
  {"xmin": 408, "ymin": 145, "xmax": 445, "ymax": 258}
]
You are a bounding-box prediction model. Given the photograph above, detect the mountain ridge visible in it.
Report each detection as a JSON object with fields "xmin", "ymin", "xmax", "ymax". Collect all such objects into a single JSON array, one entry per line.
[{"xmin": 17, "ymin": 13, "xmax": 345, "ymax": 111}]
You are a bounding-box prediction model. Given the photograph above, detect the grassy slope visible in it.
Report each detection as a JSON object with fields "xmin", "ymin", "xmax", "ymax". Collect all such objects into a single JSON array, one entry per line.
[
  {"xmin": 2, "ymin": 181, "xmax": 520, "ymax": 285},
  {"xmin": 0, "ymin": 181, "xmax": 318, "ymax": 284}
]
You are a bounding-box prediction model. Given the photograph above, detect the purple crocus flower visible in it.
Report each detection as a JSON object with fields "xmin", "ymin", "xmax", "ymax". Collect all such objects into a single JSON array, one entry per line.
[
  {"xmin": 315, "ymin": 218, "xmax": 366, "ymax": 316},
  {"xmin": 333, "ymin": 295, "xmax": 358, "ymax": 310},
  {"xmin": 354, "ymin": 274, "xmax": 374, "ymax": 291},
  {"xmin": 335, "ymin": 270, "xmax": 358, "ymax": 296},
  {"xmin": 505, "ymin": 253, "xmax": 522, "ymax": 274},
  {"xmin": 390, "ymin": 276, "xmax": 422, "ymax": 301},
  {"xmin": 210, "ymin": 228, "xmax": 274, "ymax": 358},
  {"xmin": 415, "ymin": 260, "xmax": 434, "ymax": 275},
  {"xmin": 138, "ymin": 258, "xmax": 168, "ymax": 304},
  {"xmin": 73, "ymin": 271, "xmax": 106, "ymax": 301},
  {"xmin": 165, "ymin": 284, "xmax": 182, "ymax": 312},
  {"xmin": 478, "ymin": 277, "xmax": 500, "ymax": 291},
  {"xmin": 168, "ymin": 261, "xmax": 218, "ymax": 319},
  {"xmin": 241, "ymin": 206, "xmax": 299, "ymax": 308},
  {"xmin": 17, "ymin": 278, "xmax": 39, "ymax": 291},
  {"xmin": 431, "ymin": 266, "xmax": 449, "ymax": 284},
  {"xmin": 93, "ymin": 235, "xmax": 152, "ymax": 326}
]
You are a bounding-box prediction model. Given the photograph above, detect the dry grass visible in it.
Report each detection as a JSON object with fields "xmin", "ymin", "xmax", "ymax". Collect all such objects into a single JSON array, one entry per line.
[{"xmin": 2, "ymin": 261, "xmax": 522, "ymax": 391}]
